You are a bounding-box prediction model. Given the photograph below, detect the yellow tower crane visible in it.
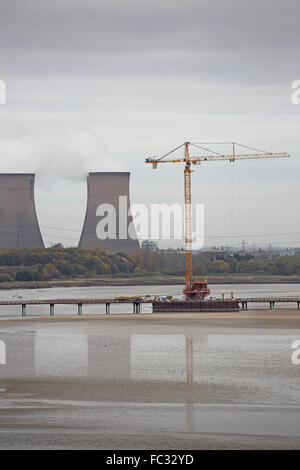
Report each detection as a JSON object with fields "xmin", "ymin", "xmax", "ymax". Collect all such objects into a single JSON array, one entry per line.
[{"xmin": 145, "ymin": 141, "xmax": 290, "ymax": 300}]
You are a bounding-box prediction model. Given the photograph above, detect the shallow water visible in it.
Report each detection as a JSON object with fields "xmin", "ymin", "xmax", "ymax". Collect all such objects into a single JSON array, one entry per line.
[{"xmin": 0, "ymin": 315, "xmax": 299, "ymax": 449}]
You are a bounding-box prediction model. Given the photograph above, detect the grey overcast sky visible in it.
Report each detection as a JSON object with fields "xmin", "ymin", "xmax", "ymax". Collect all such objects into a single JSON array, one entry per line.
[{"xmin": 0, "ymin": 0, "xmax": 299, "ymax": 248}]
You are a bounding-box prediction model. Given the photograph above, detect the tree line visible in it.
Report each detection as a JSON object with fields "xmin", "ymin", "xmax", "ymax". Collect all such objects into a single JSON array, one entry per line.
[{"xmin": 0, "ymin": 247, "xmax": 299, "ymax": 282}]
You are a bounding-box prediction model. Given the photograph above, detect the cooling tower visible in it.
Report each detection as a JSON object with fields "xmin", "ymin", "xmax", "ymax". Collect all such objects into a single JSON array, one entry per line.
[
  {"xmin": 0, "ymin": 173, "xmax": 44, "ymax": 248},
  {"xmin": 79, "ymin": 172, "xmax": 140, "ymax": 253}
]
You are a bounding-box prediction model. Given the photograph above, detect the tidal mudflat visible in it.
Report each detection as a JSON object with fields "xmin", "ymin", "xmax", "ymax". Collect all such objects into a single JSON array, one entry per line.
[{"xmin": 0, "ymin": 311, "xmax": 299, "ymax": 449}]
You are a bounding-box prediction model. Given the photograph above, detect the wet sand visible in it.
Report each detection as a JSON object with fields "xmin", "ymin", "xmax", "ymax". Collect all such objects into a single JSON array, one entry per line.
[
  {"xmin": 0, "ymin": 310, "xmax": 299, "ymax": 449},
  {"xmin": 1, "ymin": 310, "xmax": 300, "ymax": 328}
]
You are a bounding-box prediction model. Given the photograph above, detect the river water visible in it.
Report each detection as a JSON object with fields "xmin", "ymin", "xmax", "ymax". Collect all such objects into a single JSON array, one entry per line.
[
  {"xmin": 0, "ymin": 308, "xmax": 300, "ymax": 449},
  {"xmin": 0, "ymin": 283, "xmax": 300, "ymax": 448}
]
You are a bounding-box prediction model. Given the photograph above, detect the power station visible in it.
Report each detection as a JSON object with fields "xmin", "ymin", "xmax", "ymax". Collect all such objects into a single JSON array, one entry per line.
[
  {"xmin": 0, "ymin": 171, "xmax": 139, "ymax": 252},
  {"xmin": 79, "ymin": 172, "xmax": 139, "ymax": 253},
  {"xmin": 0, "ymin": 173, "xmax": 44, "ymax": 249}
]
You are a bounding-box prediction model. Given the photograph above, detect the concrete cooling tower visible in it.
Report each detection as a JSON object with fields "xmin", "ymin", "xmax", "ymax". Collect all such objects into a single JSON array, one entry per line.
[
  {"xmin": 0, "ymin": 173, "xmax": 44, "ymax": 249},
  {"xmin": 79, "ymin": 172, "xmax": 140, "ymax": 253}
]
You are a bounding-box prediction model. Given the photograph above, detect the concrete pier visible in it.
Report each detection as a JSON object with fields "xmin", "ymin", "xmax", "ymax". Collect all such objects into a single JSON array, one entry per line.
[
  {"xmin": 0, "ymin": 296, "xmax": 300, "ymax": 318},
  {"xmin": 78, "ymin": 303, "xmax": 83, "ymax": 316}
]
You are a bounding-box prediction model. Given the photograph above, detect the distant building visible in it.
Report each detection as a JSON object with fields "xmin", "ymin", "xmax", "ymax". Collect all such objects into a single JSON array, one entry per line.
[
  {"xmin": 141, "ymin": 240, "xmax": 158, "ymax": 251},
  {"xmin": 278, "ymin": 249, "xmax": 296, "ymax": 256}
]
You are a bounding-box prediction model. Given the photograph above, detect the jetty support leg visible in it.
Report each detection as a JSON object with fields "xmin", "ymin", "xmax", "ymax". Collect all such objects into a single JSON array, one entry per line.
[
  {"xmin": 78, "ymin": 303, "xmax": 83, "ymax": 316},
  {"xmin": 105, "ymin": 302, "xmax": 110, "ymax": 315},
  {"xmin": 22, "ymin": 304, "xmax": 26, "ymax": 317},
  {"xmin": 50, "ymin": 304, "xmax": 54, "ymax": 316}
]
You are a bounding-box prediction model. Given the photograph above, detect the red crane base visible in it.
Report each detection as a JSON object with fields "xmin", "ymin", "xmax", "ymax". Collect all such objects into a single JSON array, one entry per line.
[{"xmin": 183, "ymin": 280, "xmax": 211, "ymax": 301}]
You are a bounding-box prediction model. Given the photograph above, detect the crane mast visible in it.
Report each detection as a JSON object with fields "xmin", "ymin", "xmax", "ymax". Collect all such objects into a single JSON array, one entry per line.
[
  {"xmin": 184, "ymin": 143, "xmax": 193, "ymax": 287},
  {"xmin": 145, "ymin": 141, "xmax": 290, "ymax": 300}
]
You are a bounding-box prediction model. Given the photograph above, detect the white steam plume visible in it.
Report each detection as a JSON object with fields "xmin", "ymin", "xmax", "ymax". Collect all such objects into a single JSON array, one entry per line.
[{"xmin": 0, "ymin": 128, "xmax": 125, "ymax": 188}]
